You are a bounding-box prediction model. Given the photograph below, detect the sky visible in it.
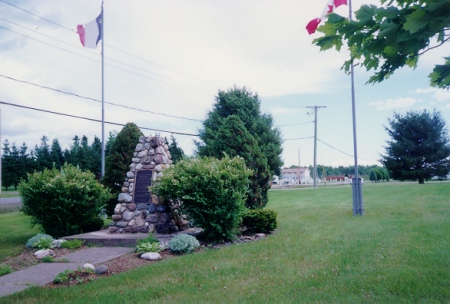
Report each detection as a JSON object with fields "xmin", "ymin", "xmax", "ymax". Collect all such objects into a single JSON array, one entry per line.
[{"xmin": 1, "ymin": 0, "xmax": 449, "ymax": 170}]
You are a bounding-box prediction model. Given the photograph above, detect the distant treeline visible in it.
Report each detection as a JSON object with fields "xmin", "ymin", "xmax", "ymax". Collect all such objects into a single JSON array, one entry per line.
[
  {"xmin": 1, "ymin": 133, "xmax": 184, "ymax": 190},
  {"xmin": 288, "ymin": 164, "xmax": 387, "ymax": 180}
]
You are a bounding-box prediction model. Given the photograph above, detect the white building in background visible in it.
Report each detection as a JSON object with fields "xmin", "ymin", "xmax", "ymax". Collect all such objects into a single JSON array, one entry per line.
[{"xmin": 280, "ymin": 167, "xmax": 313, "ymax": 184}]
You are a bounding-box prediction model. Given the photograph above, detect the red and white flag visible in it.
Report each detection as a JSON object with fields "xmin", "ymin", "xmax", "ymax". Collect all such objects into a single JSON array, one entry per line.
[
  {"xmin": 77, "ymin": 12, "xmax": 102, "ymax": 48},
  {"xmin": 306, "ymin": 0, "xmax": 347, "ymax": 35}
]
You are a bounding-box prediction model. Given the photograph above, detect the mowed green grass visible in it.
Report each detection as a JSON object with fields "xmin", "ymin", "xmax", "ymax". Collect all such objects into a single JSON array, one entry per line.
[
  {"xmin": 1, "ymin": 182, "xmax": 449, "ymax": 303},
  {"xmin": 0, "ymin": 212, "xmax": 38, "ymax": 262}
]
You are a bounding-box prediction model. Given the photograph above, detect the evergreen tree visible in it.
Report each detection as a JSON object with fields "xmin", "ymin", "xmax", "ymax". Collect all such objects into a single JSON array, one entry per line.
[
  {"xmin": 381, "ymin": 109, "xmax": 450, "ymax": 183},
  {"xmin": 67, "ymin": 135, "xmax": 82, "ymax": 166},
  {"xmin": 203, "ymin": 115, "xmax": 270, "ymax": 209},
  {"xmin": 1, "ymin": 140, "xmax": 14, "ymax": 190},
  {"xmin": 79, "ymin": 135, "xmax": 90, "ymax": 170},
  {"xmin": 167, "ymin": 135, "xmax": 185, "ymax": 164},
  {"xmin": 34, "ymin": 136, "xmax": 52, "ymax": 171},
  {"xmin": 50, "ymin": 138, "xmax": 65, "ymax": 169},
  {"xmin": 197, "ymin": 87, "xmax": 283, "ymax": 176},
  {"xmin": 88, "ymin": 136, "xmax": 102, "ymax": 176},
  {"xmin": 102, "ymin": 123, "xmax": 143, "ymax": 215}
]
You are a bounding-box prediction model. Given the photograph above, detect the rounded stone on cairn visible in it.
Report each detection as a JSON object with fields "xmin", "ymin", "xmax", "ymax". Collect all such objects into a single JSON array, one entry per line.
[
  {"xmin": 118, "ymin": 193, "xmax": 132, "ymax": 203},
  {"xmin": 135, "ymin": 216, "xmax": 144, "ymax": 227},
  {"xmin": 112, "ymin": 214, "xmax": 122, "ymax": 220},
  {"xmin": 146, "ymin": 213, "xmax": 159, "ymax": 223},
  {"xmin": 151, "ymin": 195, "xmax": 160, "ymax": 205},
  {"xmin": 128, "ymin": 183, "xmax": 134, "ymax": 192},
  {"xmin": 138, "ymin": 226, "xmax": 149, "ymax": 233},
  {"xmin": 121, "ymin": 187, "xmax": 128, "ymax": 193},
  {"xmin": 126, "ymin": 171, "xmax": 135, "ymax": 178},
  {"xmin": 123, "ymin": 211, "xmax": 135, "ymax": 221},
  {"xmin": 148, "ymin": 204, "xmax": 157, "ymax": 213},
  {"xmin": 127, "ymin": 203, "xmax": 137, "ymax": 211},
  {"xmin": 114, "ymin": 203, "xmax": 122, "ymax": 213},
  {"xmin": 137, "ymin": 150, "xmax": 148, "ymax": 158},
  {"xmin": 124, "ymin": 225, "xmax": 138, "ymax": 233},
  {"xmin": 135, "ymin": 143, "xmax": 144, "ymax": 152}
]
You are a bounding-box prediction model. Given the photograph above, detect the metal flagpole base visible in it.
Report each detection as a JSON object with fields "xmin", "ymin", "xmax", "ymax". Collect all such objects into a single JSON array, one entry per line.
[{"xmin": 352, "ymin": 178, "xmax": 363, "ymax": 216}]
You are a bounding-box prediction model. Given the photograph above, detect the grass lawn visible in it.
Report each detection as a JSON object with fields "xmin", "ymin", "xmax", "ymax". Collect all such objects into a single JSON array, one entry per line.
[
  {"xmin": 0, "ymin": 213, "xmax": 38, "ymax": 262},
  {"xmin": 1, "ymin": 182, "xmax": 449, "ymax": 302}
]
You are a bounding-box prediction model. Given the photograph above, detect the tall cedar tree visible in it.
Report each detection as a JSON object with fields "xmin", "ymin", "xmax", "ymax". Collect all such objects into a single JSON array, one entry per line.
[
  {"xmin": 380, "ymin": 109, "xmax": 450, "ymax": 184},
  {"xmin": 102, "ymin": 123, "xmax": 143, "ymax": 215},
  {"xmin": 167, "ymin": 135, "xmax": 185, "ymax": 164},
  {"xmin": 204, "ymin": 115, "xmax": 270, "ymax": 208},
  {"xmin": 197, "ymin": 86, "xmax": 283, "ymax": 176}
]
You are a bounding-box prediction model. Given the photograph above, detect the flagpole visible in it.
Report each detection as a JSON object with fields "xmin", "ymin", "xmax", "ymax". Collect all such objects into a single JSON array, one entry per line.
[
  {"xmin": 349, "ymin": 0, "xmax": 363, "ymax": 216},
  {"xmin": 101, "ymin": 1, "xmax": 105, "ymax": 178}
]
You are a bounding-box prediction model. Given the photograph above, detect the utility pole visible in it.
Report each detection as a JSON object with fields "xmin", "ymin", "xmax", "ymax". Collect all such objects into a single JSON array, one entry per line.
[{"xmin": 306, "ymin": 106, "xmax": 326, "ymax": 188}]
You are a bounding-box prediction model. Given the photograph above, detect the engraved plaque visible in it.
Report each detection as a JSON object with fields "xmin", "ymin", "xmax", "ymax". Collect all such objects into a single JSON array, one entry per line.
[{"xmin": 133, "ymin": 169, "xmax": 152, "ymax": 204}]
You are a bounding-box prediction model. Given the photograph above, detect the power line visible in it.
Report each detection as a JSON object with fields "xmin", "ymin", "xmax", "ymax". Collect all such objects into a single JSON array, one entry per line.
[
  {"xmin": 0, "ymin": 0, "xmax": 72, "ymax": 31},
  {"xmin": 0, "ymin": 25, "xmax": 213, "ymax": 96},
  {"xmin": 284, "ymin": 136, "xmax": 314, "ymax": 141},
  {"xmin": 0, "ymin": 0, "xmax": 217, "ymax": 90},
  {"xmin": 0, "ymin": 74, "xmax": 203, "ymax": 122},
  {"xmin": 0, "ymin": 100, "xmax": 199, "ymax": 137},
  {"xmin": 277, "ymin": 121, "xmax": 313, "ymax": 127},
  {"xmin": 317, "ymin": 138, "xmax": 370, "ymax": 162}
]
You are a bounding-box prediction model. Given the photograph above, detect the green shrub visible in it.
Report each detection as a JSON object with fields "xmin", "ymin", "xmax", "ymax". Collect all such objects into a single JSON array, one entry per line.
[
  {"xmin": 80, "ymin": 217, "xmax": 104, "ymax": 233},
  {"xmin": 26, "ymin": 234, "xmax": 54, "ymax": 248},
  {"xmin": 242, "ymin": 209, "xmax": 278, "ymax": 233},
  {"xmin": 169, "ymin": 234, "xmax": 200, "ymax": 254},
  {"xmin": 137, "ymin": 233, "xmax": 159, "ymax": 246},
  {"xmin": 135, "ymin": 242, "xmax": 164, "ymax": 254},
  {"xmin": 154, "ymin": 156, "xmax": 252, "ymax": 241},
  {"xmin": 19, "ymin": 163, "xmax": 111, "ymax": 238},
  {"xmin": 60, "ymin": 239, "xmax": 85, "ymax": 249},
  {"xmin": 34, "ymin": 237, "xmax": 54, "ymax": 250},
  {"xmin": 0, "ymin": 264, "xmax": 11, "ymax": 276},
  {"xmin": 42, "ymin": 256, "xmax": 54, "ymax": 263}
]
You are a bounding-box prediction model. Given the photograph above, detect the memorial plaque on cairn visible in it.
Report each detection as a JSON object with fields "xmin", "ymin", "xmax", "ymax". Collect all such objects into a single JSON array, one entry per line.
[{"xmin": 133, "ymin": 169, "xmax": 152, "ymax": 204}]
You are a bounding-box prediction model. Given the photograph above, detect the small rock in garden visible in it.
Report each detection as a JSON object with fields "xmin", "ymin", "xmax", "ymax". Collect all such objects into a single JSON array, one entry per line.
[
  {"xmin": 35, "ymin": 249, "xmax": 55, "ymax": 259},
  {"xmin": 52, "ymin": 239, "xmax": 66, "ymax": 248},
  {"xmin": 140, "ymin": 252, "xmax": 162, "ymax": 261},
  {"xmin": 255, "ymin": 233, "xmax": 266, "ymax": 238},
  {"xmin": 95, "ymin": 265, "xmax": 109, "ymax": 274},
  {"xmin": 82, "ymin": 263, "xmax": 95, "ymax": 271}
]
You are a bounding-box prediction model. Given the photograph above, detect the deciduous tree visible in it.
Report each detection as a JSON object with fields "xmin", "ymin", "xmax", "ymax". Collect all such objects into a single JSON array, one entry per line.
[{"xmin": 313, "ymin": 0, "xmax": 450, "ymax": 89}]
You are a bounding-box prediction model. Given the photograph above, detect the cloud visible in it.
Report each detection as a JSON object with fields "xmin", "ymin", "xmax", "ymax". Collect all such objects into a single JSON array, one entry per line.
[
  {"xmin": 370, "ymin": 97, "xmax": 419, "ymax": 110},
  {"xmin": 416, "ymin": 87, "xmax": 450, "ymax": 103}
]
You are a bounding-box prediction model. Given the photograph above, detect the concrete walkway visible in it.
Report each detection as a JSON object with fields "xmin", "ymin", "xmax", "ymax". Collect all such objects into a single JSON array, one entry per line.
[{"xmin": 0, "ymin": 247, "xmax": 134, "ymax": 298}]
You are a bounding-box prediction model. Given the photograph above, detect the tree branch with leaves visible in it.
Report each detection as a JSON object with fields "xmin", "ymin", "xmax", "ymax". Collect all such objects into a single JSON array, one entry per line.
[{"xmin": 313, "ymin": 0, "xmax": 450, "ymax": 89}]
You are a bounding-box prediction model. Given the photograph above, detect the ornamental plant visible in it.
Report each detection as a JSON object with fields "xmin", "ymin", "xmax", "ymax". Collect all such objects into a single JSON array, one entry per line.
[
  {"xmin": 168, "ymin": 234, "xmax": 200, "ymax": 254},
  {"xmin": 154, "ymin": 156, "xmax": 252, "ymax": 241},
  {"xmin": 26, "ymin": 234, "xmax": 55, "ymax": 248},
  {"xmin": 242, "ymin": 209, "xmax": 278, "ymax": 233},
  {"xmin": 19, "ymin": 163, "xmax": 111, "ymax": 238}
]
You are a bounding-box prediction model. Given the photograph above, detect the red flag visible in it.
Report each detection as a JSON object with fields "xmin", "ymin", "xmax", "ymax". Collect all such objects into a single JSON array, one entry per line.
[
  {"xmin": 306, "ymin": 0, "xmax": 348, "ymax": 35},
  {"xmin": 306, "ymin": 18, "xmax": 322, "ymax": 35},
  {"xmin": 334, "ymin": 0, "xmax": 347, "ymax": 8}
]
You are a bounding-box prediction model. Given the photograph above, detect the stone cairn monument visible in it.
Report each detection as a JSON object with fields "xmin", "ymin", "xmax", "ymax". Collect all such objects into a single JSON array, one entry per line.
[{"xmin": 109, "ymin": 135, "xmax": 187, "ymax": 234}]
